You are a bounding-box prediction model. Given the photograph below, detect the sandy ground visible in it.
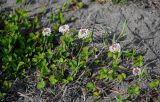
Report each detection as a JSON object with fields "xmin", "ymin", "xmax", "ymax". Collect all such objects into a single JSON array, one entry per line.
[{"xmin": 1, "ymin": 0, "xmax": 160, "ymax": 102}]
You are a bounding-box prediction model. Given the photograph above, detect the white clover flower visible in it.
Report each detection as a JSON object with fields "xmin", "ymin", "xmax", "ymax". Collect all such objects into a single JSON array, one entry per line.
[
  {"xmin": 132, "ymin": 67, "xmax": 141, "ymax": 76},
  {"xmin": 78, "ymin": 29, "xmax": 90, "ymax": 39},
  {"xmin": 95, "ymin": 55, "xmax": 98, "ymax": 59},
  {"xmin": 59, "ymin": 24, "xmax": 70, "ymax": 34},
  {"xmin": 109, "ymin": 43, "xmax": 121, "ymax": 53},
  {"xmin": 42, "ymin": 28, "xmax": 51, "ymax": 36}
]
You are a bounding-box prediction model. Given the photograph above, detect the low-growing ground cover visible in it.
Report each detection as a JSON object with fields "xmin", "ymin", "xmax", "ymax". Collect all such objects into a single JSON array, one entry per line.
[{"xmin": 0, "ymin": 0, "xmax": 160, "ymax": 102}]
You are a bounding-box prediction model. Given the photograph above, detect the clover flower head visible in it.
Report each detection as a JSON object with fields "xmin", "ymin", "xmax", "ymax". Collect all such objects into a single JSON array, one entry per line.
[
  {"xmin": 78, "ymin": 29, "xmax": 90, "ymax": 39},
  {"xmin": 42, "ymin": 28, "xmax": 51, "ymax": 36},
  {"xmin": 95, "ymin": 55, "xmax": 98, "ymax": 59},
  {"xmin": 109, "ymin": 43, "xmax": 121, "ymax": 53},
  {"xmin": 59, "ymin": 24, "xmax": 70, "ymax": 34},
  {"xmin": 132, "ymin": 67, "xmax": 141, "ymax": 76}
]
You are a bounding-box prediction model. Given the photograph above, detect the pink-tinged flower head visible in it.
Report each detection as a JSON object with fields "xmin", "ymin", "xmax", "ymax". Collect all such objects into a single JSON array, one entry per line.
[
  {"xmin": 132, "ymin": 67, "xmax": 141, "ymax": 76},
  {"xmin": 59, "ymin": 24, "xmax": 70, "ymax": 34},
  {"xmin": 42, "ymin": 28, "xmax": 51, "ymax": 36},
  {"xmin": 78, "ymin": 29, "xmax": 90, "ymax": 39},
  {"xmin": 109, "ymin": 43, "xmax": 121, "ymax": 53}
]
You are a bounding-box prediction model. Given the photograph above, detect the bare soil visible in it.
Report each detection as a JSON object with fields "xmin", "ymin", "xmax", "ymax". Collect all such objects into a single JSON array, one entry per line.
[{"xmin": 1, "ymin": 0, "xmax": 160, "ymax": 102}]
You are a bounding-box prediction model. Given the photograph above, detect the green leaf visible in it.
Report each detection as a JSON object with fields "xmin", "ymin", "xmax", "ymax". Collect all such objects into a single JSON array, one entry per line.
[
  {"xmin": 116, "ymin": 95, "xmax": 123, "ymax": 102},
  {"xmin": 107, "ymin": 52, "xmax": 113, "ymax": 58},
  {"xmin": 17, "ymin": 61, "xmax": 25, "ymax": 70},
  {"xmin": 113, "ymin": 54, "xmax": 117, "ymax": 59},
  {"xmin": 107, "ymin": 70, "xmax": 115, "ymax": 80},
  {"xmin": 62, "ymin": 79, "xmax": 69, "ymax": 84},
  {"xmin": 78, "ymin": 61, "xmax": 86, "ymax": 67},
  {"xmin": 99, "ymin": 67, "xmax": 107, "ymax": 79},
  {"xmin": 52, "ymin": 24, "xmax": 59, "ymax": 31},
  {"xmin": 80, "ymin": 47, "xmax": 89, "ymax": 60},
  {"xmin": 8, "ymin": 44, "xmax": 12, "ymax": 52},
  {"xmin": 124, "ymin": 48, "xmax": 135, "ymax": 59},
  {"xmin": 149, "ymin": 79, "xmax": 159, "ymax": 88},
  {"xmin": 41, "ymin": 66, "xmax": 50, "ymax": 75},
  {"xmin": 46, "ymin": 49, "xmax": 53, "ymax": 59},
  {"xmin": 49, "ymin": 75, "xmax": 58, "ymax": 85},
  {"xmin": 134, "ymin": 55, "xmax": 143, "ymax": 67},
  {"xmin": 101, "ymin": 67, "xmax": 107, "ymax": 73},
  {"xmin": 51, "ymin": 64, "xmax": 56, "ymax": 70},
  {"xmin": 7, "ymin": 55, "xmax": 12, "ymax": 62},
  {"xmin": 69, "ymin": 60, "xmax": 78, "ymax": 70},
  {"xmin": 127, "ymin": 85, "xmax": 140, "ymax": 95},
  {"xmin": 3, "ymin": 81, "xmax": 12, "ymax": 90},
  {"xmin": 62, "ymin": 2, "xmax": 69, "ymax": 11},
  {"xmin": 39, "ymin": 53, "xmax": 45, "ymax": 59},
  {"xmin": 86, "ymin": 82, "xmax": 96, "ymax": 91},
  {"xmin": 37, "ymin": 79, "xmax": 45, "ymax": 89},
  {"xmin": 59, "ymin": 12, "xmax": 65, "ymax": 24},
  {"xmin": 32, "ymin": 57, "xmax": 37, "ymax": 62},
  {"xmin": 112, "ymin": 59, "xmax": 119, "ymax": 69},
  {"xmin": 77, "ymin": 2, "xmax": 84, "ymax": 9},
  {"xmin": 116, "ymin": 73, "xmax": 126, "ymax": 81},
  {"xmin": 0, "ymin": 92, "xmax": 6, "ymax": 100},
  {"xmin": 93, "ymin": 91, "xmax": 100, "ymax": 99},
  {"xmin": 59, "ymin": 58, "xmax": 64, "ymax": 63},
  {"xmin": 67, "ymin": 76, "xmax": 74, "ymax": 82},
  {"xmin": 23, "ymin": 18, "xmax": 30, "ymax": 28},
  {"xmin": 16, "ymin": 0, "xmax": 24, "ymax": 4},
  {"xmin": 84, "ymin": 36, "xmax": 92, "ymax": 43}
]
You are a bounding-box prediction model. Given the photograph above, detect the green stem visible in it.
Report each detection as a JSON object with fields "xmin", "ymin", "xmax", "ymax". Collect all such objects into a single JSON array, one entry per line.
[
  {"xmin": 71, "ymin": 41, "xmax": 84, "ymax": 76},
  {"xmin": 116, "ymin": 20, "xmax": 127, "ymax": 42},
  {"xmin": 76, "ymin": 41, "xmax": 84, "ymax": 57},
  {"xmin": 60, "ymin": 63, "xmax": 64, "ymax": 76}
]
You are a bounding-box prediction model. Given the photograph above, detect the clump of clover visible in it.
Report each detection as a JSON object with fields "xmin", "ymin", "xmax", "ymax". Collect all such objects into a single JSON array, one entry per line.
[
  {"xmin": 83, "ymin": 21, "xmax": 149, "ymax": 101},
  {"xmin": 0, "ymin": 9, "xmax": 145, "ymax": 101},
  {"xmin": 0, "ymin": 1, "xmax": 77, "ymax": 99},
  {"xmin": 36, "ymin": 26, "xmax": 93, "ymax": 89}
]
